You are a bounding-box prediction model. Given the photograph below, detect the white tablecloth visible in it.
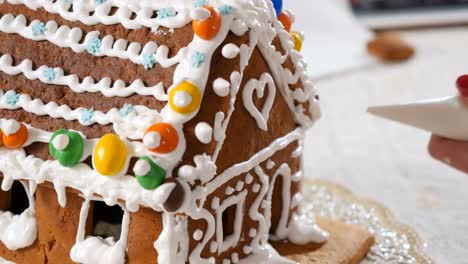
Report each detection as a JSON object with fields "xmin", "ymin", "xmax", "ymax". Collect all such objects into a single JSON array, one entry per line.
[{"xmin": 303, "ymin": 28, "xmax": 468, "ymax": 264}]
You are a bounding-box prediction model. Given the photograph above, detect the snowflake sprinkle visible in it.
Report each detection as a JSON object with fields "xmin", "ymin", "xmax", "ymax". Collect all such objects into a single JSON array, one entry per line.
[
  {"xmin": 95, "ymin": 0, "xmax": 107, "ymax": 5},
  {"xmin": 4, "ymin": 91, "xmax": 21, "ymax": 107},
  {"xmin": 87, "ymin": 37, "xmax": 102, "ymax": 55},
  {"xmin": 31, "ymin": 22, "xmax": 47, "ymax": 36},
  {"xmin": 80, "ymin": 108, "xmax": 95, "ymax": 125},
  {"xmin": 218, "ymin": 5, "xmax": 234, "ymax": 16},
  {"xmin": 43, "ymin": 67, "xmax": 57, "ymax": 81},
  {"xmin": 143, "ymin": 53, "xmax": 156, "ymax": 70},
  {"xmin": 157, "ymin": 8, "xmax": 176, "ymax": 19},
  {"xmin": 119, "ymin": 104, "xmax": 134, "ymax": 118},
  {"xmin": 193, "ymin": 0, "xmax": 209, "ymax": 8},
  {"xmin": 191, "ymin": 51, "xmax": 206, "ymax": 68}
]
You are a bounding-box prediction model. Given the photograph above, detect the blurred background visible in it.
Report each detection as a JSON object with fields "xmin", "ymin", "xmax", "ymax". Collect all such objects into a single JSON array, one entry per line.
[{"xmin": 290, "ymin": 1, "xmax": 468, "ymax": 263}]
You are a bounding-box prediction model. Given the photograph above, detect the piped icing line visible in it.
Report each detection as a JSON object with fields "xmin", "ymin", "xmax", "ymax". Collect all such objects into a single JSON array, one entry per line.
[
  {"xmin": 0, "ymin": 13, "xmax": 182, "ymax": 67},
  {"xmin": 0, "ymin": 53, "xmax": 172, "ymax": 100},
  {"xmin": 5, "ymin": 0, "xmax": 193, "ymax": 30},
  {"xmin": 0, "ymin": 180, "xmax": 37, "ymax": 251},
  {"xmin": 0, "ymin": 90, "xmax": 160, "ymax": 128},
  {"xmin": 70, "ymin": 198, "xmax": 130, "ymax": 264}
]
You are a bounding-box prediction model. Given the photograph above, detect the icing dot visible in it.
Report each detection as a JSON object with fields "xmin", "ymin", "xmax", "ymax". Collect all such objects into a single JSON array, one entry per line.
[
  {"xmin": 249, "ymin": 228, "xmax": 257, "ymax": 238},
  {"xmin": 211, "ymin": 197, "xmax": 220, "ymax": 209},
  {"xmin": 252, "ymin": 183, "xmax": 261, "ymax": 193},
  {"xmin": 210, "ymin": 241, "xmax": 218, "ymax": 253},
  {"xmin": 1, "ymin": 119, "xmax": 20, "ymax": 136},
  {"xmin": 225, "ymin": 186, "xmax": 234, "ymax": 195},
  {"xmin": 87, "ymin": 37, "xmax": 102, "ymax": 55},
  {"xmin": 80, "ymin": 108, "xmax": 94, "ymax": 125},
  {"xmin": 193, "ymin": 6, "xmax": 221, "ymax": 40},
  {"xmin": 93, "ymin": 134, "xmax": 127, "ymax": 176},
  {"xmin": 243, "ymin": 246, "xmax": 252, "ymax": 254},
  {"xmin": 218, "ymin": 5, "xmax": 234, "ymax": 16},
  {"xmin": 173, "ymin": 91, "xmax": 193, "ymax": 108},
  {"xmin": 235, "ymin": 181, "xmax": 244, "ymax": 191},
  {"xmin": 222, "ymin": 44, "xmax": 240, "ymax": 59},
  {"xmin": 2, "ymin": 122, "xmax": 28, "ymax": 149},
  {"xmin": 178, "ymin": 165, "xmax": 196, "ymax": 181},
  {"xmin": 143, "ymin": 131, "xmax": 161, "ymax": 149},
  {"xmin": 195, "ymin": 122, "xmax": 213, "ymax": 144},
  {"xmin": 31, "ymin": 22, "xmax": 47, "ymax": 36},
  {"xmin": 231, "ymin": 253, "xmax": 239, "ymax": 263},
  {"xmin": 191, "ymin": 51, "xmax": 206, "ymax": 68},
  {"xmin": 191, "ymin": 8, "xmax": 211, "ymax": 21},
  {"xmin": 4, "ymin": 91, "xmax": 20, "ymax": 106},
  {"xmin": 143, "ymin": 53, "xmax": 156, "ymax": 70},
  {"xmin": 157, "ymin": 8, "xmax": 176, "ymax": 19},
  {"xmin": 193, "ymin": 229, "xmax": 203, "ymax": 241},
  {"xmin": 169, "ymin": 81, "xmax": 202, "ymax": 114},
  {"xmin": 43, "ymin": 67, "xmax": 56, "ymax": 81},
  {"xmin": 213, "ymin": 78, "xmax": 230, "ymax": 97},
  {"xmin": 144, "ymin": 123, "xmax": 179, "ymax": 154},
  {"xmin": 193, "ymin": 0, "xmax": 209, "ymax": 8},
  {"xmin": 134, "ymin": 159, "xmax": 151, "ymax": 176},
  {"xmin": 456, "ymin": 75, "xmax": 468, "ymax": 97},
  {"xmin": 119, "ymin": 103, "xmax": 134, "ymax": 118},
  {"xmin": 52, "ymin": 134, "xmax": 69, "ymax": 151},
  {"xmin": 245, "ymin": 174, "xmax": 253, "ymax": 184}
]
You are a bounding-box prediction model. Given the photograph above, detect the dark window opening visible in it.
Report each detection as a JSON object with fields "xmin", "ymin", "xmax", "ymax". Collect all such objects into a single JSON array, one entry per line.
[
  {"xmin": 0, "ymin": 179, "xmax": 30, "ymax": 215},
  {"xmin": 222, "ymin": 205, "xmax": 236, "ymax": 239},
  {"xmin": 90, "ymin": 201, "xmax": 124, "ymax": 241}
]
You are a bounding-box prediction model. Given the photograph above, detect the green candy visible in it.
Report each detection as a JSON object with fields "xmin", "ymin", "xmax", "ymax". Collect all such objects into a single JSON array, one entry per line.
[
  {"xmin": 135, "ymin": 156, "xmax": 166, "ymax": 190},
  {"xmin": 49, "ymin": 129, "xmax": 84, "ymax": 167}
]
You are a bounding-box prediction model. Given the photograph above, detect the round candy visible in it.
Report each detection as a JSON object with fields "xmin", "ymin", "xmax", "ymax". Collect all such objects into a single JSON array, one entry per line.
[
  {"xmin": 290, "ymin": 32, "xmax": 303, "ymax": 52},
  {"xmin": 278, "ymin": 11, "xmax": 292, "ymax": 32},
  {"xmin": 272, "ymin": 0, "xmax": 283, "ymax": 16},
  {"xmin": 456, "ymin": 75, "xmax": 468, "ymax": 97},
  {"xmin": 193, "ymin": 6, "xmax": 221, "ymax": 40},
  {"xmin": 144, "ymin": 123, "xmax": 179, "ymax": 154},
  {"xmin": 0, "ymin": 130, "xmax": 3, "ymax": 147},
  {"xmin": 49, "ymin": 129, "xmax": 84, "ymax": 167},
  {"xmin": 2, "ymin": 123, "xmax": 28, "ymax": 149},
  {"xmin": 169, "ymin": 81, "xmax": 202, "ymax": 114},
  {"xmin": 134, "ymin": 156, "xmax": 166, "ymax": 190},
  {"xmin": 93, "ymin": 134, "xmax": 127, "ymax": 176}
]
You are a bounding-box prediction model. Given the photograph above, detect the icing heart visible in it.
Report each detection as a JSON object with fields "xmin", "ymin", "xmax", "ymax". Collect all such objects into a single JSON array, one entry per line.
[{"xmin": 242, "ymin": 73, "xmax": 276, "ymax": 131}]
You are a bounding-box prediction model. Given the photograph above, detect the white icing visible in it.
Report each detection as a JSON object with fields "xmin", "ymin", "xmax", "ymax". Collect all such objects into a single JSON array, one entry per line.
[
  {"xmin": 286, "ymin": 212, "xmax": 329, "ymax": 244},
  {"xmin": 191, "ymin": 8, "xmax": 211, "ymax": 21},
  {"xmin": 0, "ymin": 257, "xmax": 15, "ymax": 264},
  {"xmin": 133, "ymin": 159, "xmax": 151, "ymax": 176},
  {"xmin": 222, "ymin": 43, "xmax": 240, "ymax": 59},
  {"xmin": 195, "ymin": 122, "xmax": 213, "ymax": 144},
  {"xmin": 193, "ymin": 229, "xmax": 204, "ymax": 241},
  {"xmin": 242, "ymin": 73, "xmax": 276, "ymax": 131},
  {"xmin": 143, "ymin": 131, "xmax": 161, "ymax": 150},
  {"xmin": 213, "ymin": 78, "xmax": 231, "ymax": 97},
  {"xmin": 173, "ymin": 91, "xmax": 193, "ymax": 108},
  {"xmin": 0, "ymin": 119, "xmax": 20, "ymax": 136},
  {"xmin": 0, "ymin": 181, "xmax": 37, "ymax": 251},
  {"xmin": 154, "ymin": 214, "xmax": 189, "ymax": 264},
  {"xmin": 52, "ymin": 134, "xmax": 70, "ymax": 151}
]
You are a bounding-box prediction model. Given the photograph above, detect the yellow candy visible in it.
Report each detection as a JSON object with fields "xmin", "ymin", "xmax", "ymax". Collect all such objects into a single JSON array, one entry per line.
[
  {"xmin": 169, "ymin": 81, "xmax": 202, "ymax": 114},
  {"xmin": 93, "ymin": 134, "xmax": 127, "ymax": 176},
  {"xmin": 291, "ymin": 32, "xmax": 303, "ymax": 52}
]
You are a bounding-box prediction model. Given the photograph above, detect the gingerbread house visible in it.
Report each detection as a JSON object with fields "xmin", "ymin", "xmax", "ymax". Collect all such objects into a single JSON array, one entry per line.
[{"xmin": 0, "ymin": 0, "xmax": 327, "ymax": 263}]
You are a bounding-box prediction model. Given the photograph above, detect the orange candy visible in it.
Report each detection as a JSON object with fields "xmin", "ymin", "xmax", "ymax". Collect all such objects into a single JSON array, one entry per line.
[
  {"xmin": 278, "ymin": 11, "xmax": 292, "ymax": 32},
  {"xmin": 193, "ymin": 6, "xmax": 222, "ymax": 40},
  {"xmin": 2, "ymin": 123, "xmax": 28, "ymax": 149},
  {"xmin": 144, "ymin": 123, "xmax": 179, "ymax": 154}
]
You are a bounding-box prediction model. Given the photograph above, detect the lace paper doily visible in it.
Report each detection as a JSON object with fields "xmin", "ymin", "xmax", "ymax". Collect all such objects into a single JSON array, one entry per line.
[{"xmin": 303, "ymin": 179, "xmax": 434, "ymax": 264}]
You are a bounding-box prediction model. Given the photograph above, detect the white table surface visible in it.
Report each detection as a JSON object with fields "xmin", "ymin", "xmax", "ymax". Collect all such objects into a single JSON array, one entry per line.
[{"xmin": 303, "ymin": 27, "xmax": 468, "ymax": 264}]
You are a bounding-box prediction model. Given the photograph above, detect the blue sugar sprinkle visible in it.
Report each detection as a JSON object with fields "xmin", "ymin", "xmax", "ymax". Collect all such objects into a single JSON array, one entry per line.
[
  {"xmin": 87, "ymin": 37, "xmax": 102, "ymax": 55},
  {"xmin": 218, "ymin": 5, "xmax": 234, "ymax": 16},
  {"xmin": 119, "ymin": 104, "xmax": 134, "ymax": 118},
  {"xmin": 95, "ymin": 0, "xmax": 107, "ymax": 5},
  {"xmin": 157, "ymin": 8, "xmax": 176, "ymax": 19},
  {"xmin": 81, "ymin": 108, "xmax": 95, "ymax": 125},
  {"xmin": 191, "ymin": 51, "xmax": 205, "ymax": 68},
  {"xmin": 4, "ymin": 91, "xmax": 21, "ymax": 106},
  {"xmin": 193, "ymin": 0, "xmax": 208, "ymax": 8},
  {"xmin": 43, "ymin": 67, "xmax": 57, "ymax": 81},
  {"xmin": 143, "ymin": 53, "xmax": 156, "ymax": 70},
  {"xmin": 31, "ymin": 22, "xmax": 47, "ymax": 36}
]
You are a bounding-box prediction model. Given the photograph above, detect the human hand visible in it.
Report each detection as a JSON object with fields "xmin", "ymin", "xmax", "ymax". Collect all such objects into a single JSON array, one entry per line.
[{"xmin": 428, "ymin": 135, "xmax": 468, "ymax": 174}]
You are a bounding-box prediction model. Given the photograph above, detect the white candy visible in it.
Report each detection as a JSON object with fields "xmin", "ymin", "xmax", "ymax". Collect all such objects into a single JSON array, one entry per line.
[{"xmin": 52, "ymin": 134, "xmax": 70, "ymax": 151}]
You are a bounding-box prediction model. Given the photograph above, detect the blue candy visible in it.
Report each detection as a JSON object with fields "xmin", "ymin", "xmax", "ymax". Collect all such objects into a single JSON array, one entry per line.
[{"xmin": 272, "ymin": 0, "xmax": 283, "ymax": 16}]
